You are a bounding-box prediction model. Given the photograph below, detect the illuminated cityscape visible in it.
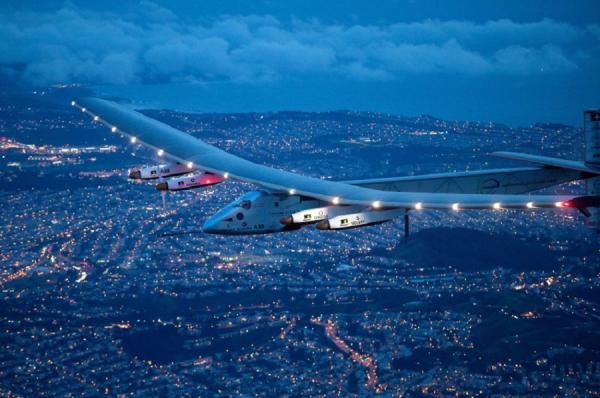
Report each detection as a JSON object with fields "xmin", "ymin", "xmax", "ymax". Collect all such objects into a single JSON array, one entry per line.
[
  {"xmin": 1, "ymin": 0, "xmax": 599, "ymax": 394},
  {"xmin": 0, "ymin": 87, "xmax": 599, "ymax": 396}
]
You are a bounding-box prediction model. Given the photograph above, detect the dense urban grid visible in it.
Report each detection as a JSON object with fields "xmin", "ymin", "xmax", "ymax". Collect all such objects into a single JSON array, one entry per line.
[{"xmin": 1, "ymin": 88, "xmax": 599, "ymax": 397}]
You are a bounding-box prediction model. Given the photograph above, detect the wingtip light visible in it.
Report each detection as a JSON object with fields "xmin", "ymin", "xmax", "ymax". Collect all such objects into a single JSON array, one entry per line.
[
  {"xmin": 492, "ymin": 202, "xmax": 501, "ymax": 210},
  {"xmin": 186, "ymin": 161, "xmax": 194, "ymax": 169},
  {"xmin": 452, "ymin": 203, "xmax": 460, "ymax": 211},
  {"xmin": 111, "ymin": 126, "xmax": 117, "ymax": 133},
  {"xmin": 130, "ymin": 136, "xmax": 137, "ymax": 144},
  {"xmin": 526, "ymin": 202, "xmax": 534, "ymax": 209},
  {"xmin": 332, "ymin": 197, "xmax": 340, "ymax": 205},
  {"xmin": 372, "ymin": 200, "xmax": 381, "ymax": 209},
  {"xmin": 415, "ymin": 202, "xmax": 423, "ymax": 210},
  {"xmin": 157, "ymin": 149, "xmax": 164, "ymax": 157}
]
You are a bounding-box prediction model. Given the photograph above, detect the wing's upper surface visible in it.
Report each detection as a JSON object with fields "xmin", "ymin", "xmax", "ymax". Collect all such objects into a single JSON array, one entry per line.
[{"xmin": 74, "ymin": 97, "xmax": 584, "ymax": 210}]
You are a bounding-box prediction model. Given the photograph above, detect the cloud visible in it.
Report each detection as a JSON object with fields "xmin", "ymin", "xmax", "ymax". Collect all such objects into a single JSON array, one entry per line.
[
  {"xmin": 231, "ymin": 40, "xmax": 336, "ymax": 76},
  {"xmin": 588, "ymin": 24, "xmax": 600, "ymax": 41},
  {"xmin": 144, "ymin": 37, "xmax": 236, "ymax": 82},
  {"xmin": 0, "ymin": 3, "xmax": 597, "ymax": 86},
  {"xmin": 493, "ymin": 44, "xmax": 578, "ymax": 74},
  {"xmin": 382, "ymin": 18, "xmax": 582, "ymax": 48},
  {"xmin": 363, "ymin": 39, "xmax": 492, "ymax": 75}
]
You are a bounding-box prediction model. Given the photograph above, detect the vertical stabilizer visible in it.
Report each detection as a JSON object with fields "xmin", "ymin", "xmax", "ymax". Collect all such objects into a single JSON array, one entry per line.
[{"xmin": 584, "ymin": 109, "xmax": 600, "ymax": 233}]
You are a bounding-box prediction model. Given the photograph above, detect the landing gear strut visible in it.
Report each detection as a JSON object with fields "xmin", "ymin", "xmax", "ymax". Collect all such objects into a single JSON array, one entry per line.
[{"xmin": 404, "ymin": 209, "xmax": 409, "ymax": 241}]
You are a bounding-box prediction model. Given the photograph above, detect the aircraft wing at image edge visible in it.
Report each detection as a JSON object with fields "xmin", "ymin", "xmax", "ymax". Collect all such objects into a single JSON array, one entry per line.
[{"xmin": 71, "ymin": 97, "xmax": 600, "ymax": 234}]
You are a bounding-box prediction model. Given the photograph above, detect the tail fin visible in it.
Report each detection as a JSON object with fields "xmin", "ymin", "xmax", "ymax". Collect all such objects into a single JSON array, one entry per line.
[
  {"xmin": 584, "ymin": 109, "xmax": 600, "ymax": 233},
  {"xmin": 493, "ymin": 110, "xmax": 600, "ymax": 233}
]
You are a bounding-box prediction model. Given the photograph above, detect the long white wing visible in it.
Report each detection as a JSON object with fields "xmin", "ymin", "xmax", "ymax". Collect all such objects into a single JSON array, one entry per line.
[{"xmin": 73, "ymin": 98, "xmax": 592, "ymax": 211}]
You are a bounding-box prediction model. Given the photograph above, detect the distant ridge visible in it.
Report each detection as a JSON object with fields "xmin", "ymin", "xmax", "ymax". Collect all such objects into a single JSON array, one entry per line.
[{"xmin": 388, "ymin": 227, "xmax": 558, "ymax": 271}]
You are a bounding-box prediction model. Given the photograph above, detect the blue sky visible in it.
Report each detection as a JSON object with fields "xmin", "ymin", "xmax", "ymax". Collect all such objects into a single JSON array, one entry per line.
[{"xmin": 1, "ymin": 0, "xmax": 599, "ymax": 125}]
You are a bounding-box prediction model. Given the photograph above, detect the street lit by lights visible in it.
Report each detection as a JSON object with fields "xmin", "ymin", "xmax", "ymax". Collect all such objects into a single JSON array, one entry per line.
[
  {"xmin": 492, "ymin": 202, "xmax": 501, "ymax": 210},
  {"xmin": 332, "ymin": 197, "xmax": 340, "ymax": 205},
  {"xmin": 372, "ymin": 200, "xmax": 381, "ymax": 209},
  {"xmin": 415, "ymin": 202, "xmax": 423, "ymax": 210},
  {"xmin": 111, "ymin": 126, "xmax": 117, "ymax": 133},
  {"xmin": 157, "ymin": 149, "xmax": 164, "ymax": 157},
  {"xmin": 130, "ymin": 137, "xmax": 137, "ymax": 144},
  {"xmin": 452, "ymin": 203, "xmax": 460, "ymax": 211},
  {"xmin": 526, "ymin": 202, "xmax": 534, "ymax": 208}
]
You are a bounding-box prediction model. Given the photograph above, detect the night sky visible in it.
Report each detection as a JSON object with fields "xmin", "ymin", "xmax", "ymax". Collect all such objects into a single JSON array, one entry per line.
[{"xmin": 1, "ymin": 0, "xmax": 599, "ymax": 125}]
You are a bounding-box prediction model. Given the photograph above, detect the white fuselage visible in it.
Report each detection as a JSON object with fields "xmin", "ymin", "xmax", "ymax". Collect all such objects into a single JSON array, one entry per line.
[{"xmin": 202, "ymin": 191, "xmax": 324, "ymax": 235}]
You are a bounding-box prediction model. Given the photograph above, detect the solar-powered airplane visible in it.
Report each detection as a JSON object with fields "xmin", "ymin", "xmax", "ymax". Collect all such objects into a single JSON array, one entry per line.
[{"xmin": 72, "ymin": 98, "xmax": 600, "ymax": 237}]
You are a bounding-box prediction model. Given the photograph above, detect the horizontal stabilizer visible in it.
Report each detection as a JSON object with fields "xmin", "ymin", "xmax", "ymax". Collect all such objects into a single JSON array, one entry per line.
[{"xmin": 492, "ymin": 152, "xmax": 600, "ymax": 176}]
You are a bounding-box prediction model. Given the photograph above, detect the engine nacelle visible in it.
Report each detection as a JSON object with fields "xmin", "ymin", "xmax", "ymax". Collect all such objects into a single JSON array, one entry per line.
[
  {"xmin": 203, "ymin": 190, "xmax": 323, "ymax": 235},
  {"xmin": 316, "ymin": 208, "xmax": 404, "ymax": 230},
  {"xmin": 155, "ymin": 172, "xmax": 224, "ymax": 191},
  {"xmin": 280, "ymin": 205, "xmax": 364, "ymax": 226},
  {"xmin": 128, "ymin": 162, "xmax": 196, "ymax": 180}
]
